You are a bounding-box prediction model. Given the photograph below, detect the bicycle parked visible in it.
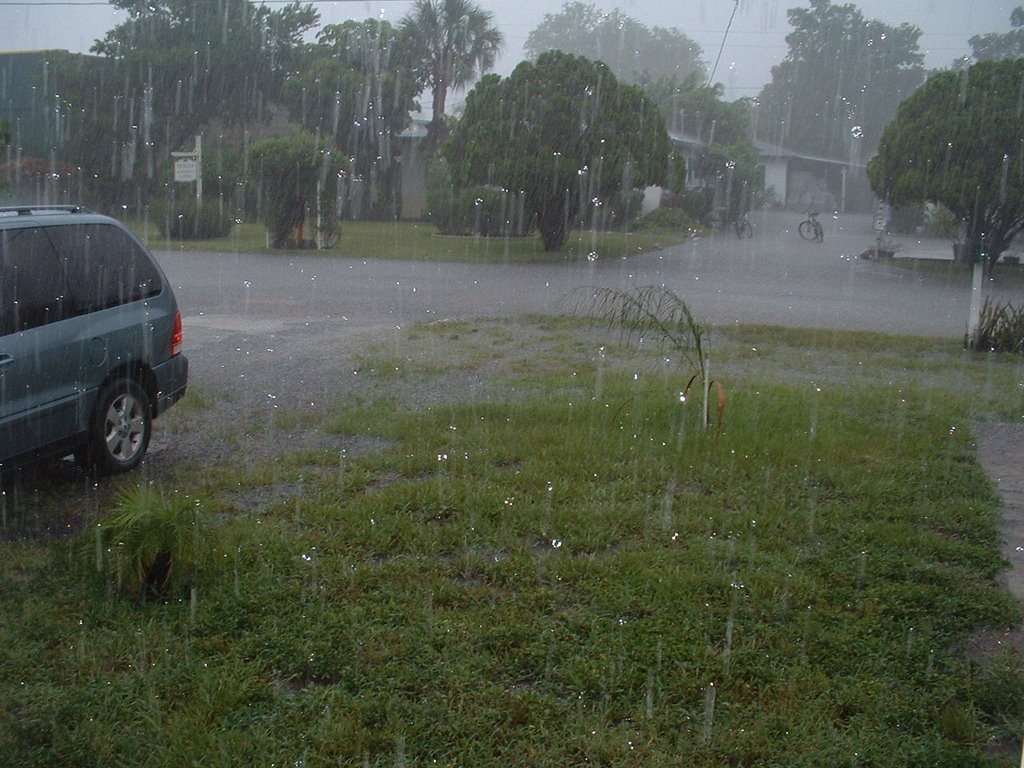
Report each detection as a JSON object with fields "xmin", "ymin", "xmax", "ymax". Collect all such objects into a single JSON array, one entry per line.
[
  {"xmin": 710, "ymin": 208, "xmax": 754, "ymax": 239},
  {"xmin": 734, "ymin": 214, "xmax": 753, "ymax": 239},
  {"xmin": 798, "ymin": 211, "xmax": 824, "ymax": 242}
]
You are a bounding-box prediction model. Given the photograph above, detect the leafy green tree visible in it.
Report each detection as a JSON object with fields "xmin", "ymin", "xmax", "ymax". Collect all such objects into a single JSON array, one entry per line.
[
  {"xmin": 867, "ymin": 58, "xmax": 1024, "ymax": 273},
  {"xmin": 968, "ymin": 6, "xmax": 1024, "ymax": 62},
  {"xmin": 445, "ymin": 51, "xmax": 669, "ymax": 252},
  {"xmin": 282, "ymin": 19, "xmax": 417, "ymax": 219},
  {"xmin": 249, "ymin": 132, "xmax": 339, "ymax": 248},
  {"xmin": 756, "ymin": 0, "xmax": 924, "ymax": 161},
  {"xmin": 643, "ymin": 75, "xmax": 758, "ymax": 223},
  {"xmin": 524, "ymin": 2, "xmax": 705, "ymax": 86},
  {"xmin": 92, "ymin": 0, "xmax": 317, "ymax": 124},
  {"xmin": 399, "ymin": 0, "xmax": 503, "ymax": 148},
  {"xmin": 525, "ymin": 5, "xmax": 758, "ymax": 226},
  {"xmin": 43, "ymin": 0, "xmax": 318, "ymax": 203},
  {"xmin": 643, "ymin": 74, "xmax": 744, "ymax": 144}
]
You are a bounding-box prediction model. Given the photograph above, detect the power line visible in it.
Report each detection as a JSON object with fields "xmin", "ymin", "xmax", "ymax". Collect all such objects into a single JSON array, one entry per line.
[{"xmin": 707, "ymin": 0, "xmax": 739, "ymax": 87}]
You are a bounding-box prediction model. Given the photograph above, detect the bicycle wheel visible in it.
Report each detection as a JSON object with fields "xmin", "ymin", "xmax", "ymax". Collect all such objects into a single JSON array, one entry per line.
[
  {"xmin": 735, "ymin": 219, "xmax": 753, "ymax": 239},
  {"xmin": 798, "ymin": 219, "xmax": 817, "ymax": 241},
  {"xmin": 814, "ymin": 221, "xmax": 824, "ymax": 242}
]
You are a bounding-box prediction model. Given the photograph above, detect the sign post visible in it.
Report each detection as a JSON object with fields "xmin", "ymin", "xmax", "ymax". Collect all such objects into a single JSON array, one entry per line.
[
  {"xmin": 171, "ymin": 135, "xmax": 203, "ymax": 206},
  {"xmin": 872, "ymin": 200, "xmax": 890, "ymax": 259}
]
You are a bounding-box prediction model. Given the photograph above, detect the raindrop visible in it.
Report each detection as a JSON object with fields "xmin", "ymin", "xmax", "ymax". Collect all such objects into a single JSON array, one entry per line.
[
  {"xmin": 701, "ymin": 682, "xmax": 716, "ymax": 745},
  {"xmin": 850, "ymin": 125, "xmax": 864, "ymax": 139},
  {"xmin": 645, "ymin": 669, "xmax": 655, "ymax": 719},
  {"xmin": 724, "ymin": 613, "xmax": 736, "ymax": 674}
]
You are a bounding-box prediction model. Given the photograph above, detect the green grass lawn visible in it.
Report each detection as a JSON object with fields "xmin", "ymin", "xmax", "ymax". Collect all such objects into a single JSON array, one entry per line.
[
  {"xmin": 2, "ymin": 318, "xmax": 1024, "ymax": 766},
  {"xmin": 134, "ymin": 219, "xmax": 690, "ymax": 263}
]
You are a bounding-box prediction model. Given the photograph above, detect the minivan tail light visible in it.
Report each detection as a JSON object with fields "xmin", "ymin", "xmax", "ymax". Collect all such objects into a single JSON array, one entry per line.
[{"xmin": 171, "ymin": 311, "xmax": 183, "ymax": 357}]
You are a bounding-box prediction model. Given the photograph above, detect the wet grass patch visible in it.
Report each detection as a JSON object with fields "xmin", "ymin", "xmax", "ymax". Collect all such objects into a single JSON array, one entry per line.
[
  {"xmin": 2, "ymin": 318, "xmax": 1024, "ymax": 765},
  {"xmin": 137, "ymin": 220, "xmax": 689, "ymax": 264}
]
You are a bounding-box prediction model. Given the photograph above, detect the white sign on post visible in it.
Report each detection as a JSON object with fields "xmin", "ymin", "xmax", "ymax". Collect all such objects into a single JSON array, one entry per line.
[
  {"xmin": 174, "ymin": 157, "xmax": 198, "ymax": 183},
  {"xmin": 172, "ymin": 136, "xmax": 203, "ymax": 204}
]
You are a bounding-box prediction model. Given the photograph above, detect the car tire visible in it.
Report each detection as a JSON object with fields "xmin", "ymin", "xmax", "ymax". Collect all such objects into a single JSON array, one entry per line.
[{"xmin": 79, "ymin": 379, "xmax": 152, "ymax": 475}]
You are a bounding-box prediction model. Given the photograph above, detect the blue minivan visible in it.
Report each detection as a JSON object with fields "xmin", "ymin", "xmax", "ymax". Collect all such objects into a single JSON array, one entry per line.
[{"xmin": 0, "ymin": 206, "xmax": 188, "ymax": 474}]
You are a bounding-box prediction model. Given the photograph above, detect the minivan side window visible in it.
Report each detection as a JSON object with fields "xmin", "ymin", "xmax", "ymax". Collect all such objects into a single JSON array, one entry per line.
[
  {"xmin": 0, "ymin": 226, "xmax": 68, "ymax": 336},
  {"xmin": 53, "ymin": 224, "xmax": 163, "ymax": 314}
]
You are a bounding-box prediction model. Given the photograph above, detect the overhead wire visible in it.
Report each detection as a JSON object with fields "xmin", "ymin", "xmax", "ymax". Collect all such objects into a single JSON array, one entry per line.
[{"xmin": 707, "ymin": 0, "xmax": 739, "ymax": 87}]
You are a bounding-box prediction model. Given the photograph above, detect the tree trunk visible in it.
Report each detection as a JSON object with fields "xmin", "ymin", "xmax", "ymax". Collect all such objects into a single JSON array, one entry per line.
[
  {"xmin": 539, "ymin": 218, "xmax": 567, "ymax": 252},
  {"xmin": 536, "ymin": 192, "xmax": 573, "ymax": 252},
  {"xmin": 427, "ymin": 83, "xmax": 449, "ymax": 152}
]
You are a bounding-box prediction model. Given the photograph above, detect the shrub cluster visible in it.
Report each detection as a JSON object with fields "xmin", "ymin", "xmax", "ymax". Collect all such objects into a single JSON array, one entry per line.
[
  {"xmin": 426, "ymin": 160, "xmax": 534, "ymax": 238},
  {"xmin": 580, "ymin": 189, "xmax": 645, "ymax": 231},
  {"xmin": 429, "ymin": 183, "xmax": 534, "ymax": 238},
  {"xmin": 639, "ymin": 205, "xmax": 699, "ymax": 231},
  {"xmin": 660, "ymin": 186, "xmax": 713, "ymax": 223},
  {"xmin": 973, "ymin": 297, "xmax": 1024, "ymax": 353},
  {"xmin": 155, "ymin": 198, "xmax": 235, "ymax": 240}
]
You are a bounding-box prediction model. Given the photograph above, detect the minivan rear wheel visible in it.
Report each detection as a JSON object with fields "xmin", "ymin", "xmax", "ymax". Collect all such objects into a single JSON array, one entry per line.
[{"xmin": 79, "ymin": 379, "xmax": 152, "ymax": 475}]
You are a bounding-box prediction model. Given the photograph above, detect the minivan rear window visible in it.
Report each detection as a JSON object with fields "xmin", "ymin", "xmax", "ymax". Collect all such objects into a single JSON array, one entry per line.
[{"xmin": 51, "ymin": 223, "xmax": 163, "ymax": 313}]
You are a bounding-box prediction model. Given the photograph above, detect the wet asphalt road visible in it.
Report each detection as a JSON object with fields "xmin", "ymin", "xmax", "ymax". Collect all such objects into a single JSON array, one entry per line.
[
  {"xmin": 153, "ymin": 210, "xmax": 1023, "ymax": 404},
  {"xmin": 157, "ymin": 210, "xmax": 1019, "ymax": 341}
]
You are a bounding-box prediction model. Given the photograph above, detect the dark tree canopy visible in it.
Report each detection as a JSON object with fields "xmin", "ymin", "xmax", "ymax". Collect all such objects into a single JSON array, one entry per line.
[
  {"xmin": 282, "ymin": 19, "xmax": 417, "ymax": 218},
  {"xmin": 756, "ymin": 0, "xmax": 924, "ymax": 162},
  {"xmin": 524, "ymin": 2, "xmax": 705, "ymax": 87},
  {"xmin": 445, "ymin": 51, "xmax": 669, "ymax": 252},
  {"xmin": 399, "ymin": 0, "xmax": 503, "ymax": 147},
  {"xmin": 867, "ymin": 58, "xmax": 1024, "ymax": 272},
  {"xmin": 41, "ymin": 0, "xmax": 318, "ymax": 202},
  {"xmin": 968, "ymin": 6, "xmax": 1024, "ymax": 63},
  {"xmin": 93, "ymin": 0, "xmax": 318, "ymax": 128}
]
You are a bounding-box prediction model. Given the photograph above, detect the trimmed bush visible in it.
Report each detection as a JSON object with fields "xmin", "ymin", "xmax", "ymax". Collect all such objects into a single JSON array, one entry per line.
[
  {"xmin": 660, "ymin": 186, "xmax": 713, "ymax": 223},
  {"xmin": 156, "ymin": 198, "xmax": 234, "ymax": 240},
  {"xmin": 434, "ymin": 185, "xmax": 533, "ymax": 237},
  {"xmin": 639, "ymin": 205, "xmax": 699, "ymax": 232},
  {"xmin": 426, "ymin": 160, "xmax": 534, "ymax": 237},
  {"xmin": 590, "ymin": 189, "xmax": 645, "ymax": 231}
]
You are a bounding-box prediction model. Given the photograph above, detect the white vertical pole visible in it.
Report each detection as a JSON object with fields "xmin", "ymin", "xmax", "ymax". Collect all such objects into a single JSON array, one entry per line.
[
  {"xmin": 966, "ymin": 261, "xmax": 984, "ymax": 348},
  {"xmin": 195, "ymin": 134, "xmax": 203, "ymax": 206}
]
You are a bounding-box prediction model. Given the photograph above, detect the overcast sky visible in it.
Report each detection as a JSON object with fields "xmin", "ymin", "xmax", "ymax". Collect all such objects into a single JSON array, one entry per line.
[{"xmin": 0, "ymin": 0, "xmax": 1017, "ymax": 99}]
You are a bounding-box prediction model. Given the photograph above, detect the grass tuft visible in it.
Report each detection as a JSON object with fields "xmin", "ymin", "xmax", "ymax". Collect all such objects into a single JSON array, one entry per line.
[{"xmin": 92, "ymin": 483, "xmax": 210, "ymax": 599}]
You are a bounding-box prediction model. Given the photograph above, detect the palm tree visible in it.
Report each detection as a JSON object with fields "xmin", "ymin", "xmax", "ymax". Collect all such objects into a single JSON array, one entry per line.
[{"xmin": 400, "ymin": 0, "xmax": 503, "ymax": 148}]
